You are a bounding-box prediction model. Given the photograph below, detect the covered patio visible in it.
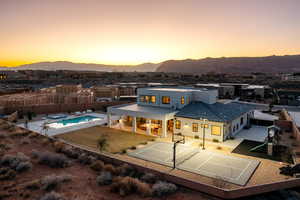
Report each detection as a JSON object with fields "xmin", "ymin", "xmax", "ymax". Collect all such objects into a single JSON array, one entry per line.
[{"xmin": 107, "ymin": 104, "xmax": 177, "ymax": 137}]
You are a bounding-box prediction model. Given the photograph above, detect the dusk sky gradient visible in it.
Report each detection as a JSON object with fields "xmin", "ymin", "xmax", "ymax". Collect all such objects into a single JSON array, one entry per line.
[{"xmin": 1, "ymin": 0, "xmax": 300, "ymax": 66}]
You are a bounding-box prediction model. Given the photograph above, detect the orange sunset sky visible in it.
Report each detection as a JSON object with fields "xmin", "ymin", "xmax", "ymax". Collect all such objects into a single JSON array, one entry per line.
[{"xmin": 1, "ymin": 0, "xmax": 300, "ymax": 66}]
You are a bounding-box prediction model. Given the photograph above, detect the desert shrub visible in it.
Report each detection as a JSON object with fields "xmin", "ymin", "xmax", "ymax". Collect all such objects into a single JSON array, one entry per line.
[
  {"xmin": 40, "ymin": 192, "xmax": 64, "ymax": 200},
  {"xmin": 110, "ymin": 176, "xmax": 152, "ymax": 197},
  {"xmin": 152, "ymin": 181, "xmax": 177, "ymax": 197},
  {"xmin": 117, "ymin": 163, "xmax": 136, "ymax": 177},
  {"xmin": 78, "ymin": 153, "xmax": 95, "ymax": 165},
  {"xmin": 53, "ymin": 141, "xmax": 65, "ymax": 153},
  {"xmin": 90, "ymin": 160, "xmax": 104, "ymax": 172},
  {"xmin": 41, "ymin": 174, "xmax": 72, "ymax": 191},
  {"xmin": 0, "ymin": 152, "xmax": 32, "ymax": 172},
  {"xmin": 0, "ymin": 132, "xmax": 7, "ymax": 139},
  {"xmin": 103, "ymin": 164, "xmax": 117, "ymax": 175},
  {"xmin": 24, "ymin": 179, "xmax": 41, "ymax": 190},
  {"xmin": 20, "ymin": 137, "xmax": 31, "ymax": 145},
  {"xmin": 32, "ymin": 151, "xmax": 70, "ymax": 168},
  {"xmin": 141, "ymin": 173, "xmax": 157, "ymax": 184},
  {"xmin": 0, "ymin": 191, "xmax": 11, "ymax": 199},
  {"xmin": 16, "ymin": 161, "xmax": 33, "ymax": 172},
  {"xmin": 96, "ymin": 171, "xmax": 112, "ymax": 185},
  {"xmin": 61, "ymin": 147, "xmax": 79, "ymax": 159},
  {"xmin": 29, "ymin": 132, "xmax": 39, "ymax": 138},
  {"xmin": 216, "ymin": 146, "xmax": 222, "ymax": 150},
  {"xmin": 0, "ymin": 167, "xmax": 16, "ymax": 180}
]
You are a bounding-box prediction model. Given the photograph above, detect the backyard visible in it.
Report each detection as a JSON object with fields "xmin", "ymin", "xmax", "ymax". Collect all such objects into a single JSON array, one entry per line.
[{"xmin": 56, "ymin": 126, "xmax": 155, "ymax": 153}]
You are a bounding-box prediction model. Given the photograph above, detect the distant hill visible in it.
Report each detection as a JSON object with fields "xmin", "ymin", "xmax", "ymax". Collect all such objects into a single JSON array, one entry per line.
[
  {"xmin": 0, "ymin": 61, "xmax": 161, "ymax": 72},
  {"xmin": 156, "ymin": 55, "xmax": 300, "ymax": 74}
]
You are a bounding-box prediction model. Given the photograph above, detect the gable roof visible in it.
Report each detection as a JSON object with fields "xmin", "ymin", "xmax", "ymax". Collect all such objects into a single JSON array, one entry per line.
[{"xmin": 175, "ymin": 102, "xmax": 254, "ymax": 122}]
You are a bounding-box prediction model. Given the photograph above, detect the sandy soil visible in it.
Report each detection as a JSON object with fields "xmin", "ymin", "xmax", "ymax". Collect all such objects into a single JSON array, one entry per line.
[{"xmin": 0, "ymin": 126, "xmax": 215, "ymax": 200}]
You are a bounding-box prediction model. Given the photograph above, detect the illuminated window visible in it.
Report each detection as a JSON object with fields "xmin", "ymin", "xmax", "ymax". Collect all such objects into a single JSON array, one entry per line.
[
  {"xmin": 145, "ymin": 95, "xmax": 150, "ymax": 103},
  {"xmin": 150, "ymin": 96, "xmax": 156, "ymax": 103},
  {"xmin": 175, "ymin": 120, "xmax": 181, "ymax": 129},
  {"xmin": 211, "ymin": 126, "xmax": 221, "ymax": 136},
  {"xmin": 139, "ymin": 96, "xmax": 145, "ymax": 102},
  {"xmin": 181, "ymin": 96, "xmax": 185, "ymax": 104},
  {"xmin": 162, "ymin": 96, "xmax": 170, "ymax": 104},
  {"xmin": 192, "ymin": 123, "xmax": 198, "ymax": 132}
]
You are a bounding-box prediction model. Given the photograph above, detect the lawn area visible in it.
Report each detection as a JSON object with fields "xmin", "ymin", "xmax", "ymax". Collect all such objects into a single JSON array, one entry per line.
[{"xmin": 56, "ymin": 126, "xmax": 155, "ymax": 153}]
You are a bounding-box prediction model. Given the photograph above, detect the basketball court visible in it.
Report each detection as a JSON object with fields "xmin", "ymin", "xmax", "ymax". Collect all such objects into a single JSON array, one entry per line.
[{"xmin": 128, "ymin": 142, "xmax": 260, "ymax": 185}]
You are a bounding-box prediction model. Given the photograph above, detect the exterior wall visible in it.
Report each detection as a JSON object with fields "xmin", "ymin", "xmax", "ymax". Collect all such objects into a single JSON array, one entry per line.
[
  {"xmin": 137, "ymin": 88, "xmax": 191, "ymax": 109},
  {"xmin": 191, "ymin": 90, "xmax": 218, "ymax": 104},
  {"xmin": 230, "ymin": 111, "xmax": 253, "ymax": 137},
  {"xmin": 92, "ymin": 86, "xmax": 119, "ymax": 99},
  {"xmin": 174, "ymin": 117, "xmax": 225, "ymax": 142}
]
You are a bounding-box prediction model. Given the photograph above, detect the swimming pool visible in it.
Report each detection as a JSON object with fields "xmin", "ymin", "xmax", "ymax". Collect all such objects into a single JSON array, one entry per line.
[{"xmin": 48, "ymin": 115, "xmax": 102, "ymax": 129}]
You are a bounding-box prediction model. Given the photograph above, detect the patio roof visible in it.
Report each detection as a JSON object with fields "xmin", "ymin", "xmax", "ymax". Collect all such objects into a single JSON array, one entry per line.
[{"xmin": 108, "ymin": 103, "xmax": 177, "ymax": 120}]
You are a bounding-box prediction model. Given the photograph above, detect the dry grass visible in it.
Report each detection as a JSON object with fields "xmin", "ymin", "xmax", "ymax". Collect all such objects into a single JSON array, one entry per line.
[{"xmin": 57, "ymin": 126, "xmax": 155, "ymax": 153}]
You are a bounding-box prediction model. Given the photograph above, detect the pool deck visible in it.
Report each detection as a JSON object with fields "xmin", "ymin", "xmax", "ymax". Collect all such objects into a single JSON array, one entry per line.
[{"xmin": 17, "ymin": 113, "xmax": 119, "ymax": 136}]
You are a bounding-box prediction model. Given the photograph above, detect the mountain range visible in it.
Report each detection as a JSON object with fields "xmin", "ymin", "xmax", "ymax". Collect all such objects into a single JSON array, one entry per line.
[{"xmin": 1, "ymin": 55, "xmax": 300, "ymax": 74}]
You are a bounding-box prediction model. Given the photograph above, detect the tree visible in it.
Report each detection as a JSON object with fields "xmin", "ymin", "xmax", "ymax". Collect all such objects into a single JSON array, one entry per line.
[{"xmin": 97, "ymin": 136, "xmax": 109, "ymax": 152}]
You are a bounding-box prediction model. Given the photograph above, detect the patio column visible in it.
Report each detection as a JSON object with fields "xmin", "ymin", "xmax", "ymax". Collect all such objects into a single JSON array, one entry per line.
[
  {"xmin": 162, "ymin": 119, "xmax": 167, "ymax": 138},
  {"xmin": 132, "ymin": 116, "xmax": 137, "ymax": 133},
  {"xmin": 107, "ymin": 113, "xmax": 112, "ymax": 128},
  {"xmin": 146, "ymin": 119, "xmax": 151, "ymax": 135}
]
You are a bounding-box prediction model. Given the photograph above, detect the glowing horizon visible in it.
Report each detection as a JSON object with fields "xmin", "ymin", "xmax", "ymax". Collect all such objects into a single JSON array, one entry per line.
[{"xmin": 1, "ymin": 0, "xmax": 300, "ymax": 67}]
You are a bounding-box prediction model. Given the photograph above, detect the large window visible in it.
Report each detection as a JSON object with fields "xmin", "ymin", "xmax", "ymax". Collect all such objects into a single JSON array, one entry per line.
[
  {"xmin": 192, "ymin": 123, "xmax": 198, "ymax": 132},
  {"xmin": 139, "ymin": 95, "xmax": 145, "ymax": 102},
  {"xmin": 162, "ymin": 96, "xmax": 171, "ymax": 104},
  {"xmin": 150, "ymin": 96, "xmax": 156, "ymax": 104},
  {"xmin": 211, "ymin": 125, "xmax": 221, "ymax": 136},
  {"xmin": 181, "ymin": 96, "xmax": 185, "ymax": 104},
  {"xmin": 175, "ymin": 120, "xmax": 181, "ymax": 129}
]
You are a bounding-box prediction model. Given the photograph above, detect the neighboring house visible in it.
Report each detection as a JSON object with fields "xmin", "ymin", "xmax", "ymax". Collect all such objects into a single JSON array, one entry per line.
[{"xmin": 107, "ymin": 87, "xmax": 254, "ymax": 142}]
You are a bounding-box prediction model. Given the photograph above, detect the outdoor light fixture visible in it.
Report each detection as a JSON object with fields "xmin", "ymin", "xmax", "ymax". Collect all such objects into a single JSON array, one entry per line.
[{"xmin": 200, "ymin": 119, "xmax": 208, "ymax": 150}]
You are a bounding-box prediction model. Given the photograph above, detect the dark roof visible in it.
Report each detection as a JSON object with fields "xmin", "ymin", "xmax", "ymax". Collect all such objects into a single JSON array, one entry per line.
[{"xmin": 175, "ymin": 102, "xmax": 254, "ymax": 122}]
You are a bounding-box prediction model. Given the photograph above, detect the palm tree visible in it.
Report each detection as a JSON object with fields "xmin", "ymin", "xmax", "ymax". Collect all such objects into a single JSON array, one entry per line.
[{"xmin": 97, "ymin": 136, "xmax": 109, "ymax": 152}]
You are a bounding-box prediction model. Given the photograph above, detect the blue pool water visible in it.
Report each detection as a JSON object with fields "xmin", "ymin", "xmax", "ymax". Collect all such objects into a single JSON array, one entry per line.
[{"xmin": 54, "ymin": 115, "xmax": 100, "ymax": 126}]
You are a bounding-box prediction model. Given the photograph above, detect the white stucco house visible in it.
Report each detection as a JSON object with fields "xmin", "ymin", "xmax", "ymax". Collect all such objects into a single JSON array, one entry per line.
[{"xmin": 107, "ymin": 87, "xmax": 254, "ymax": 142}]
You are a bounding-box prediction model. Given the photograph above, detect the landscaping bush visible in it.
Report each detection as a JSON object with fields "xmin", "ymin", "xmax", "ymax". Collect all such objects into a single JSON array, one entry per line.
[
  {"xmin": 120, "ymin": 149, "xmax": 127, "ymax": 154},
  {"xmin": 32, "ymin": 151, "xmax": 70, "ymax": 168},
  {"xmin": 216, "ymin": 146, "xmax": 222, "ymax": 150},
  {"xmin": 103, "ymin": 164, "xmax": 117, "ymax": 175},
  {"xmin": 61, "ymin": 147, "xmax": 79, "ymax": 159},
  {"xmin": 152, "ymin": 181, "xmax": 177, "ymax": 197},
  {"xmin": 212, "ymin": 139, "xmax": 219, "ymax": 143},
  {"xmin": 53, "ymin": 141, "xmax": 65, "ymax": 153},
  {"xmin": 141, "ymin": 173, "xmax": 157, "ymax": 184},
  {"xmin": 90, "ymin": 160, "xmax": 104, "ymax": 172},
  {"xmin": 96, "ymin": 171, "xmax": 112, "ymax": 185},
  {"xmin": 40, "ymin": 192, "xmax": 64, "ymax": 200},
  {"xmin": 29, "ymin": 132, "xmax": 39, "ymax": 138},
  {"xmin": 110, "ymin": 176, "xmax": 152, "ymax": 197},
  {"xmin": 194, "ymin": 135, "xmax": 199, "ymax": 139},
  {"xmin": 78, "ymin": 153, "xmax": 95, "ymax": 165},
  {"xmin": 130, "ymin": 146, "xmax": 137, "ymax": 150},
  {"xmin": 41, "ymin": 174, "xmax": 72, "ymax": 191},
  {"xmin": 0, "ymin": 167, "xmax": 16, "ymax": 180},
  {"xmin": 117, "ymin": 163, "xmax": 136, "ymax": 177}
]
